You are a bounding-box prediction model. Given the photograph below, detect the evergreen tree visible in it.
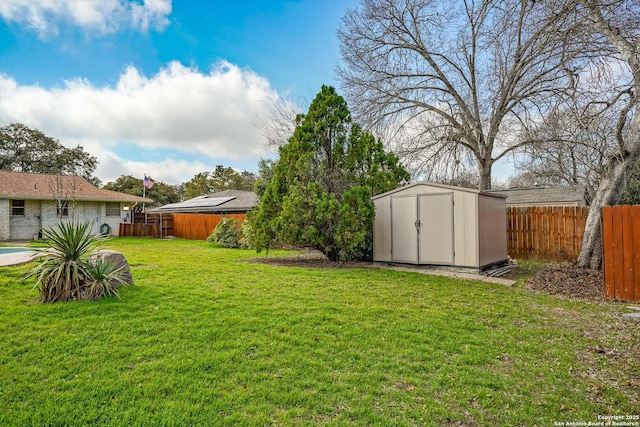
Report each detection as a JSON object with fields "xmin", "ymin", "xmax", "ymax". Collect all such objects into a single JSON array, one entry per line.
[
  {"xmin": 620, "ymin": 161, "xmax": 640, "ymax": 205},
  {"xmin": 250, "ymin": 85, "xmax": 409, "ymax": 261}
]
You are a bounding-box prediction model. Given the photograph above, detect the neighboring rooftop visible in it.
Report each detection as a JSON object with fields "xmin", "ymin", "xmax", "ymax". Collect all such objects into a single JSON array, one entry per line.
[
  {"xmin": 0, "ymin": 170, "xmax": 153, "ymax": 204},
  {"xmin": 488, "ymin": 186, "xmax": 589, "ymax": 207},
  {"xmin": 148, "ymin": 190, "xmax": 258, "ymax": 214}
]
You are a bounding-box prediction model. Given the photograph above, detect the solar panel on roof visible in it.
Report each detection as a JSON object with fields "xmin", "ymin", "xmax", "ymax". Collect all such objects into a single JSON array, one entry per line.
[{"xmin": 198, "ymin": 196, "xmax": 236, "ymax": 207}]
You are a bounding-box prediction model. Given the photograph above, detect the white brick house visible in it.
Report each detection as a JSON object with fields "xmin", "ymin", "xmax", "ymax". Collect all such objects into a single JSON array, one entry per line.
[{"xmin": 0, "ymin": 171, "xmax": 152, "ymax": 241}]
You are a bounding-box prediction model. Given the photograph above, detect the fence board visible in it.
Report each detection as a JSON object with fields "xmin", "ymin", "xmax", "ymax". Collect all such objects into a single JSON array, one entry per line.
[
  {"xmin": 612, "ymin": 206, "xmax": 625, "ymax": 299},
  {"xmin": 119, "ymin": 223, "xmax": 157, "ymax": 238},
  {"xmin": 171, "ymin": 213, "xmax": 246, "ymax": 240},
  {"xmin": 602, "ymin": 206, "xmax": 615, "ymax": 299},
  {"xmin": 120, "ymin": 213, "xmax": 247, "ymax": 240},
  {"xmin": 567, "ymin": 208, "xmax": 575, "ymax": 258},
  {"xmin": 634, "ymin": 208, "xmax": 640, "ymax": 302},
  {"xmin": 602, "ymin": 205, "xmax": 640, "ymax": 303},
  {"xmin": 506, "ymin": 206, "xmax": 588, "ymax": 261},
  {"xmin": 622, "ymin": 205, "xmax": 634, "ymax": 301},
  {"xmin": 553, "ymin": 207, "xmax": 561, "ymax": 256}
]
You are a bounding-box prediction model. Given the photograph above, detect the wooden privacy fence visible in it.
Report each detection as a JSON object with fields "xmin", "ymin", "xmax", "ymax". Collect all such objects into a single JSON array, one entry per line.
[
  {"xmin": 121, "ymin": 213, "xmax": 247, "ymax": 240},
  {"xmin": 172, "ymin": 213, "xmax": 247, "ymax": 240},
  {"xmin": 119, "ymin": 222, "xmax": 158, "ymax": 238},
  {"xmin": 120, "ymin": 214, "xmax": 173, "ymax": 238},
  {"xmin": 507, "ymin": 206, "xmax": 589, "ymax": 261},
  {"xmin": 602, "ymin": 205, "xmax": 640, "ymax": 302}
]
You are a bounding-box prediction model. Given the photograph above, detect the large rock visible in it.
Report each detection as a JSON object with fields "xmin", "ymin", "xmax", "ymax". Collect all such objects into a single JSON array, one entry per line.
[{"xmin": 90, "ymin": 249, "xmax": 134, "ymax": 286}]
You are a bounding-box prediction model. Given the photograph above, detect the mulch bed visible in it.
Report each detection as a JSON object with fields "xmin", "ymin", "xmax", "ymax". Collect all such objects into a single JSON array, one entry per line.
[{"xmin": 525, "ymin": 263, "xmax": 604, "ymax": 302}]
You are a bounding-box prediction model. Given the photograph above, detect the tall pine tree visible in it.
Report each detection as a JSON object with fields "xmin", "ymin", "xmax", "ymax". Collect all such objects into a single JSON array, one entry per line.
[{"xmin": 250, "ymin": 85, "xmax": 409, "ymax": 261}]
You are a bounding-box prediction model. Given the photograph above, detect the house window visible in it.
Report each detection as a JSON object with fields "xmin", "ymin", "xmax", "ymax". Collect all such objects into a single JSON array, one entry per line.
[
  {"xmin": 106, "ymin": 202, "xmax": 120, "ymax": 217},
  {"xmin": 11, "ymin": 200, "xmax": 25, "ymax": 216},
  {"xmin": 57, "ymin": 201, "xmax": 68, "ymax": 217}
]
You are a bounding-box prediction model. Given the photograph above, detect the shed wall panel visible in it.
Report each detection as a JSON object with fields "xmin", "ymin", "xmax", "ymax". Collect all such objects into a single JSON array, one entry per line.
[
  {"xmin": 478, "ymin": 194, "xmax": 508, "ymax": 266},
  {"xmin": 373, "ymin": 197, "xmax": 392, "ymax": 262},
  {"xmin": 453, "ymin": 190, "xmax": 479, "ymax": 267}
]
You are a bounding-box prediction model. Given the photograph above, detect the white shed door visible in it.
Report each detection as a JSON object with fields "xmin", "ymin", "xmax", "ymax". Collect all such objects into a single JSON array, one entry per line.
[
  {"xmin": 419, "ymin": 193, "xmax": 454, "ymax": 264},
  {"xmin": 391, "ymin": 195, "xmax": 419, "ymax": 263}
]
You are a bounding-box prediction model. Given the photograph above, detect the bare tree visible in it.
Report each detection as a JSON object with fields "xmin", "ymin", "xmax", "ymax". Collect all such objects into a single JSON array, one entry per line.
[
  {"xmin": 575, "ymin": 0, "xmax": 640, "ymax": 268},
  {"xmin": 255, "ymin": 95, "xmax": 302, "ymax": 150},
  {"xmin": 337, "ymin": 0, "xmax": 583, "ymax": 189},
  {"xmin": 510, "ymin": 97, "xmax": 621, "ymax": 195},
  {"xmin": 49, "ymin": 175, "xmax": 80, "ymax": 221}
]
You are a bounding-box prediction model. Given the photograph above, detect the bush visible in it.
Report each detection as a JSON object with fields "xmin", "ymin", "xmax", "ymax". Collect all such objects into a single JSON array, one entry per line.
[
  {"xmin": 28, "ymin": 222, "xmax": 130, "ymax": 303},
  {"xmin": 239, "ymin": 219, "xmax": 254, "ymax": 249},
  {"xmin": 207, "ymin": 218, "xmax": 242, "ymax": 248},
  {"xmin": 82, "ymin": 258, "xmax": 129, "ymax": 301}
]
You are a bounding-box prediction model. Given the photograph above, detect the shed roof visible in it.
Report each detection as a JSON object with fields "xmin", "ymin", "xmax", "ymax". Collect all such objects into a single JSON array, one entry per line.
[
  {"xmin": 148, "ymin": 189, "xmax": 258, "ymax": 213},
  {"xmin": 0, "ymin": 170, "xmax": 152, "ymax": 203},
  {"xmin": 488, "ymin": 186, "xmax": 589, "ymax": 206},
  {"xmin": 371, "ymin": 182, "xmax": 507, "ymax": 200}
]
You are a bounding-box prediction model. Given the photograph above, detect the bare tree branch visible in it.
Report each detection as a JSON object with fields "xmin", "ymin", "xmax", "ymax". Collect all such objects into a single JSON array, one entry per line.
[{"xmin": 338, "ymin": 0, "xmax": 584, "ymax": 189}]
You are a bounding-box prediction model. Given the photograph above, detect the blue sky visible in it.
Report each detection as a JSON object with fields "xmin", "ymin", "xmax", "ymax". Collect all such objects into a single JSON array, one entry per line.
[{"xmin": 0, "ymin": 0, "xmax": 358, "ymax": 185}]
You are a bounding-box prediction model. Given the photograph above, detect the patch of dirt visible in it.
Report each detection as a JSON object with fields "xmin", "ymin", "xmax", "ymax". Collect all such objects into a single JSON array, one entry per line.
[{"xmin": 525, "ymin": 262, "xmax": 604, "ymax": 301}]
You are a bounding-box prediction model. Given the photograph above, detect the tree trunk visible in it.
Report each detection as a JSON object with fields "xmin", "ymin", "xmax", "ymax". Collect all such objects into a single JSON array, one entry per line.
[
  {"xmin": 577, "ymin": 114, "xmax": 640, "ymax": 269},
  {"xmin": 478, "ymin": 160, "xmax": 493, "ymax": 191},
  {"xmin": 326, "ymin": 247, "xmax": 341, "ymax": 263},
  {"xmin": 575, "ymin": 0, "xmax": 640, "ymax": 269}
]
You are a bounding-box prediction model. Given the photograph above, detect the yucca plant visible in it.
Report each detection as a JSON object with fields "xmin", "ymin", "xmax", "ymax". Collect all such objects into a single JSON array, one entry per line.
[
  {"xmin": 28, "ymin": 221, "xmax": 101, "ymax": 302},
  {"xmin": 81, "ymin": 258, "xmax": 129, "ymax": 301}
]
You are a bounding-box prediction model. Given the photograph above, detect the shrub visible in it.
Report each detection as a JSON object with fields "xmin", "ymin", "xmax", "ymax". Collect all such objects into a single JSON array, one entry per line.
[
  {"xmin": 207, "ymin": 218, "xmax": 242, "ymax": 248},
  {"xmin": 28, "ymin": 222, "xmax": 129, "ymax": 303},
  {"xmin": 239, "ymin": 218, "xmax": 254, "ymax": 249},
  {"xmin": 82, "ymin": 258, "xmax": 129, "ymax": 301}
]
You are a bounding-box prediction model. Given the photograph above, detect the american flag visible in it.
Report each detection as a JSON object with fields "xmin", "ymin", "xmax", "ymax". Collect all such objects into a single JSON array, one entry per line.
[{"xmin": 143, "ymin": 175, "xmax": 154, "ymax": 189}]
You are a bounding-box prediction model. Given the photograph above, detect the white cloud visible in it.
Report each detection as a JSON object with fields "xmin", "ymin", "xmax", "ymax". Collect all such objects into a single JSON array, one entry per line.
[
  {"xmin": 0, "ymin": 0, "xmax": 171, "ymax": 37},
  {"xmin": 92, "ymin": 146, "xmax": 220, "ymax": 185},
  {"xmin": 0, "ymin": 61, "xmax": 284, "ymax": 184}
]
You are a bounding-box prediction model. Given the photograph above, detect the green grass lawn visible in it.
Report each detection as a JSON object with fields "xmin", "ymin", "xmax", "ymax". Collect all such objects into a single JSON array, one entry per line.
[{"xmin": 1, "ymin": 239, "xmax": 638, "ymax": 426}]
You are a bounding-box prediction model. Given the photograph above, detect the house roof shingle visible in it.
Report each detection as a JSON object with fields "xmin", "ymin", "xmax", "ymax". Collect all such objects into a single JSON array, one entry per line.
[
  {"xmin": 488, "ymin": 186, "xmax": 589, "ymax": 206},
  {"xmin": 0, "ymin": 171, "xmax": 153, "ymax": 204}
]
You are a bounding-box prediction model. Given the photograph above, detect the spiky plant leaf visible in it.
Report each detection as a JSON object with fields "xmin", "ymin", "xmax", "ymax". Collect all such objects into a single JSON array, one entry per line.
[
  {"xmin": 28, "ymin": 221, "xmax": 102, "ymax": 302},
  {"xmin": 82, "ymin": 258, "xmax": 130, "ymax": 301}
]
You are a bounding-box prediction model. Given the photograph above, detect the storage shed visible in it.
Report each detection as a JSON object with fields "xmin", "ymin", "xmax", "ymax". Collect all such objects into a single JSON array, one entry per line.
[{"xmin": 372, "ymin": 182, "xmax": 508, "ymax": 271}]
